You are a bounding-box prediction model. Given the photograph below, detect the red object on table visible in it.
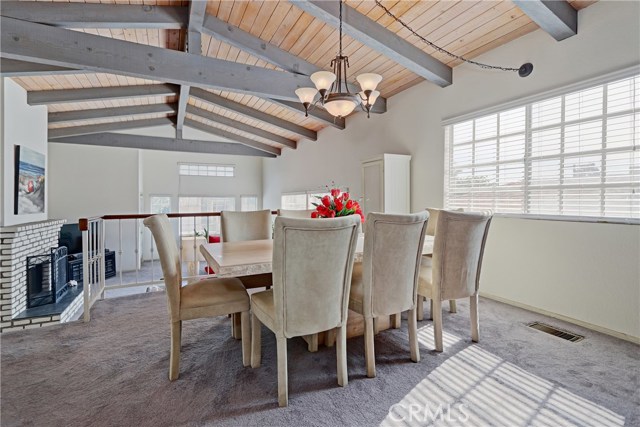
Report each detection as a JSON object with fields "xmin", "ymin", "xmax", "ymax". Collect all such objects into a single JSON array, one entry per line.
[{"xmin": 204, "ymin": 235, "xmax": 220, "ymax": 274}]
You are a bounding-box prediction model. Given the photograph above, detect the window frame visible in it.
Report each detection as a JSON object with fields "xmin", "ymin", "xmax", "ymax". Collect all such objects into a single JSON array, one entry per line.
[
  {"xmin": 178, "ymin": 162, "xmax": 235, "ymax": 177},
  {"xmin": 240, "ymin": 195, "xmax": 260, "ymax": 212},
  {"xmin": 443, "ymin": 66, "xmax": 639, "ymax": 225}
]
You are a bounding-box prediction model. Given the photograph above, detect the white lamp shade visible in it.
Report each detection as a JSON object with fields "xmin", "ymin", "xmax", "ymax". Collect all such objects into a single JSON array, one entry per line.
[
  {"xmin": 310, "ymin": 71, "xmax": 336, "ymax": 91},
  {"xmin": 359, "ymin": 90, "xmax": 380, "ymax": 106},
  {"xmin": 356, "ymin": 73, "xmax": 382, "ymax": 92},
  {"xmin": 295, "ymin": 87, "xmax": 318, "ymax": 104},
  {"xmin": 324, "ymin": 99, "xmax": 357, "ymax": 117}
]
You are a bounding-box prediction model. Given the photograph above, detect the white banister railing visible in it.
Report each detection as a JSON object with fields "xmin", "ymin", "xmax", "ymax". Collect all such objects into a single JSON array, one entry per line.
[{"xmin": 81, "ymin": 217, "xmax": 105, "ymax": 322}]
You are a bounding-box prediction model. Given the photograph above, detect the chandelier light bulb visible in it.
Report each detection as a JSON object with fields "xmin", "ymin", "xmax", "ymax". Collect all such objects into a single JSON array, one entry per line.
[
  {"xmin": 295, "ymin": 87, "xmax": 318, "ymax": 104},
  {"xmin": 310, "ymin": 71, "xmax": 336, "ymax": 92},
  {"xmin": 324, "ymin": 99, "xmax": 358, "ymax": 118},
  {"xmin": 360, "ymin": 90, "xmax": 380, "ymax": 106},
  {"xmin": 356, "ymin": 73, "xmax": 383, "ymax": 92}
]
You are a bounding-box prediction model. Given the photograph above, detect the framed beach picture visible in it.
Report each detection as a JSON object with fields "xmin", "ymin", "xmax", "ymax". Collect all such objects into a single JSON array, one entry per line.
[{"xmin": 14, "ymin": 145, "xmax": 46, "ymax": 215}]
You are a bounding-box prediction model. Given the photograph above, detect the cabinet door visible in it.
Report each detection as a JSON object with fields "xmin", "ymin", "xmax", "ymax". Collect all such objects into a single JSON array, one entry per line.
[{"xmin": 362, "ymin": 160, "xmax": 384, "ymax": 215}]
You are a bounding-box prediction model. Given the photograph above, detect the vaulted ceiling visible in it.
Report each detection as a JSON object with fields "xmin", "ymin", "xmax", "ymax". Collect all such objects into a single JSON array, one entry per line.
[{"xmin": 1, "ymin": 0, "xmax": 596, "ymax": 157}]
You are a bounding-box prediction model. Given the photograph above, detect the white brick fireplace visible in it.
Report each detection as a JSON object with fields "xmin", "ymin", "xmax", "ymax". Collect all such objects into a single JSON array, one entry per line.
[{"xmin": 0, "ymin": 220, "xmax": 84, "ymax": 332}]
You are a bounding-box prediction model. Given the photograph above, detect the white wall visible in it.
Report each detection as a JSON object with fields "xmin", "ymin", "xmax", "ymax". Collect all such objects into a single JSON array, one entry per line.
[
  {"xmin": 48, "ymin": 143, "xmax": 140, "ymax": 269},
  {"xmin": 0, "ymin": 79, "xmax": 49, "ymax": 227},
  {"xmin": 48, "ymin": 125, "xmax": 264, "ymax": 268},
  {"xmin": 263, "ymin": 1, "xmax": 640, "ymax": 340}
]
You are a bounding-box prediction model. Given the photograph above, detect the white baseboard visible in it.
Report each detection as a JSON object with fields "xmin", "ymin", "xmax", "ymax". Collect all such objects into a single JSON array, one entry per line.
[{"xmin": 479, "ymin": 291, "xmax": 640, "ymax": 345}]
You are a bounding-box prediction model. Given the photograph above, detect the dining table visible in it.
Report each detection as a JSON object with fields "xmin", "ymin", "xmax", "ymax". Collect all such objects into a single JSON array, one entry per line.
[{"xmin": 200, "ymin": 234, "xmax": 434, "ymax": 348}]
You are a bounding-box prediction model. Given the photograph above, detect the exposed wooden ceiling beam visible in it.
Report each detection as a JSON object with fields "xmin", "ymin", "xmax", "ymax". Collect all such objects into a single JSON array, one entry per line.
[
  {"xmin": 512, "ymin": 0, "xmax": 577, "ymax": 41},
  {"xmin": 202, "ymin": 14, "xmax": 318, "ymax": 76},
  {"xmin": 185, "ymin": 118, "xmax": 281, "ymax": 156},
  {"xmin": 190, "ymin": 88, "xmax": 317, "ymax": 141},
  {"xmin": 291, "ymin": 1, "xmax": 452, "ymax": 87},
  {"xmin": 49, "ymin": 117, "xmax": 174, "ymax": 139},
  {"xmin": 28, "ymin": 84, "xmax": 177, "ymax": 105},
  {"xmin": 176, "ymin": 1, "xmax": 208, "ymax": 137},
  {"xmin": 186, "ymin": 105, "xmax": 296, "ymax": 149},
  {"xmin": 50, "ymin": 133, "xmax": 276, "ymax": 158},
  {"xmin": 1, "ymin": 17, "xmax": 308, "ymax": 101},
  {"xmin": 201, "ymin": 14, "xmax": 386, "ymax": 117},
  {"xmin": 0, "ymin": 59, "xmax": 84, "ymax": 77},
  {"xmin": 0, "ymin": 2, "xmax": 188, "ymax": 29},
  {"xmin": 48, "ymin": 103, "xmax": 177, "ymax": 124}
]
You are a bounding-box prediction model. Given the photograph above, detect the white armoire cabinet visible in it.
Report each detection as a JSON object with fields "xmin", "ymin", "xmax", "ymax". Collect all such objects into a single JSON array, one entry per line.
[{"xmin": 361, "ymin": 154, "xmax": 411, "ymax": 215}]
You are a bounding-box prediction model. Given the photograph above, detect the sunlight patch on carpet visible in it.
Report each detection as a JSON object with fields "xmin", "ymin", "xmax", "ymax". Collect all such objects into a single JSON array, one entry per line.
[{"xmin": 379, "ymin": 345, "xmax": 625, "ymax": 426}]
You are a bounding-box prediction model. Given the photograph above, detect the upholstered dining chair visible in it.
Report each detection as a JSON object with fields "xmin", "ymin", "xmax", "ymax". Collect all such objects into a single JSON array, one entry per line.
[
  {"xmin": 250, "ymin": 215, "xmax": 361, "ymax": 407},
  {"xmin": 276, "ymin": 209, "xmax": 316, "ymax": 219},
  {"xmin": 419, "ymin": 207, "xmax": 458, "ymax": 317},
  {"xmin": 220, "ymin": 209, "xmax": 274, "ymax": 338},
  {"xmin": 417, "ymin": 210, "xmax": 492, "ymax": 352},
  {"xmin": 143, "ymin": 214, "xmax": 251, "ymax": 380},
  {"xmin": 348, "ymin": 212, "xmax": 429, "ymax": 378}
]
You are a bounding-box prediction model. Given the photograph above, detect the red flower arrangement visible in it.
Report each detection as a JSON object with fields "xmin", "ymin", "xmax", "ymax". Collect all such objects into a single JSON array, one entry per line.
[{"xmin": 311, "ymin": 188, "xmax": 364, "ymax": 222}]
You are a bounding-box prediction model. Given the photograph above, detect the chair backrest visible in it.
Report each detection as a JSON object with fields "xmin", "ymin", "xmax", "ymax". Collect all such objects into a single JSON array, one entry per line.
[
  {"xmin": 425, "ymin": 207, "xmax": 464, "ymax": 236},
  {"xmin": 143, "ymin": 214, "xmax": 181, "ymax": 321},
  {"xmin": 432, "ymin": 210, "xmax": 492, "ymax": 300},
  {"xmin": 277, "ymin": 209, "xmax": 316, "ymax": 219},
  {"xmin": 220, "ymin": 210, "xmax": 272, "ymax": 242},
  {"xmin": 362, "ymin": 212, "xmax": 429, "ymax": 317},
  {"xmin": 272, "ymin": 216, "xmax": 361, "ymax": 338},
  {"xmin": 425, "ymin": 208, "xmax": 440, "ymax": 236}
]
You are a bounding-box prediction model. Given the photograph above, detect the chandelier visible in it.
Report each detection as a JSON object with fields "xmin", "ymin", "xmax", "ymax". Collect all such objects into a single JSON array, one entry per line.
[{"xmin": 295, "ymin": 0, "xmax": 382, "ymax": 119}]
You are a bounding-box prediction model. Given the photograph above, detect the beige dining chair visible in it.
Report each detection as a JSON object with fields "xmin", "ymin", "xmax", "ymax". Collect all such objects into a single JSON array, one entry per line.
[
  {"xmin": 420, "ymin": 207, "xmax": 458, "ymax": 316},
  {"xmin": 220, "ymin": 209, "xmax": 274, "ymax": 338},
  {"xmin": 417, "ymin": 210, "xmax": 492, "ymax": 352},
  {"xmin": 250, "ymin": 215, "xmax": 361, "ymax": 407},
  {"xmin": 348, "ymin": 212, "xmax": 429, "ymax": 378},
  {"xmin": 143, "ymin": 214, "xmax": 251, "ymax": 380},
  {"xmin": 277, "ymin": 209, "xmax": 316, "ymax": 219}
]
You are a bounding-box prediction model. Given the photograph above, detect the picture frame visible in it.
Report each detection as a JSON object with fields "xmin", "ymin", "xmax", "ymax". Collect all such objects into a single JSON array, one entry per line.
[{"xmin": 14, "ymin": 145, "xmax": 46, "ymax": 215}]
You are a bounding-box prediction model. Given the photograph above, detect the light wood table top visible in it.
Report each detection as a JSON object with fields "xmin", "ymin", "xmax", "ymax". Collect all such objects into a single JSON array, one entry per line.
[{"xmin": 200, "ymin": 234, "xmax": 434, "ymax": 278}]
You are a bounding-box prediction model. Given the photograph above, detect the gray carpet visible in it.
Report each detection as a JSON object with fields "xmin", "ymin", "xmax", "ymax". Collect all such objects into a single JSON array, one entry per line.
[{"xmin": 1, "ymin": 293, "xmax": 638, "ymax": 427}]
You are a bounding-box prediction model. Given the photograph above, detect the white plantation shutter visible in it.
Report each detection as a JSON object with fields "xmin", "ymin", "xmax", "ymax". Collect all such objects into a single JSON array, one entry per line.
[{"xmin": 444, "ymin": 72, "xmax": 639, "ymax": 222}]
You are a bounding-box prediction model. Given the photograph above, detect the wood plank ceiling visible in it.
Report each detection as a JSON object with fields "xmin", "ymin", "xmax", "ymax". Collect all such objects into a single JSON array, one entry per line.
[{"xmin": 7, "ymin": 0, "xmax": 597, "ymax": 154}]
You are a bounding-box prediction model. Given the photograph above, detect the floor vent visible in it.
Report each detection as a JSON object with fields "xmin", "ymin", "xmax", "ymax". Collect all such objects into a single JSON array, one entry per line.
[{"xmin": 527, "ymin": 322, "xmax": 585, "ymax": 342}]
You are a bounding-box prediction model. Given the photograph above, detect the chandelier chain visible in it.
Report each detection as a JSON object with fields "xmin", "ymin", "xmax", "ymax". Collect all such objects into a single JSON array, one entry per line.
[
  {"xmin": 373, "ymin": 0, "xmax": 521, "ymax": 73},
  {"xmin": 339, "ymin": 0, "xmax": 343, "ymax": 55}
]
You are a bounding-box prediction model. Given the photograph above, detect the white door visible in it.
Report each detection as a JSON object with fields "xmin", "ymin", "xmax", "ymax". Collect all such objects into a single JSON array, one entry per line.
[{"xmin": 362, "ymin": 160, "xmax": 384, "ymax": 215}]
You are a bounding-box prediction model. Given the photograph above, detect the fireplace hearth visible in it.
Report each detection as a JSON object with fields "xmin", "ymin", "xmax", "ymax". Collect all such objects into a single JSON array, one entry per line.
[
  {"xmin": 26, "ymin": 247, "xmax": 70, "ymax": 308},
  {"xmin": 1, "ymin": 220, "xmax": 85, "ymax": 333}
]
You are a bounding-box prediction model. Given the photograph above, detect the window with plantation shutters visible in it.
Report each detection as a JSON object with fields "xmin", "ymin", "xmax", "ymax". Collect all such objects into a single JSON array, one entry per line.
[{"xmin": 444, "ymin": 72, "xmax": 639, "ymax": 222}]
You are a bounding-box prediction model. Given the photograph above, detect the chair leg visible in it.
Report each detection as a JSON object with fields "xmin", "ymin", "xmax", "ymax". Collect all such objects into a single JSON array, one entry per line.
[
  {"xmin": 417, "ymin": 296, "xmax": 424, "ymax": 321},
  {"xmin": 432, "ymin": 299, "xmax": 443, "ymax": 352},
  {"xmin": 336, "ymin": 324, "xmax": 348, "ymax": 387},
  {"xmin": 408, "ymin": 308, "xmax": 419, "ymax": 363},
  {"xmin": 364, "ymin": 317, "xmax": 376, "ymax": 378},
  {"xmin": 307, "ymin": 334, "xmax": 319, "ymax": 352},
  {"xmin": 470, "ymin": 294, "xmax": 479, "ymax": 343},
  {"xmin": 169, "ymin": 320, "xmax": 182, "ymax": 381},
  {"xmin": 325, "ymin": 328, "xmax": 337, "ymax": 347},
  {"xmin": 251, "ymin": 314, "xmax": 262, "ymax": 368},
  {"xmin": 392, "ymin": 313, "xmax": 402, "ymax": 329},
  {"xmin": 241, "ymin": 311, "xmax": 251, "ymax": 367},
  {"xmin": 276, "ymin": 335, "xmax": 288, "ymax": 407},
  {"xmin": 429, "ymin": 299, "xmax": 434, "ymax": 320},
  {"xmin": 232, "ymin": 313, "xmax": 242, "ymax": 340},
  {"xmin": 449, "ymin": 300, "xmax": 457, "ymax": 313}
]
